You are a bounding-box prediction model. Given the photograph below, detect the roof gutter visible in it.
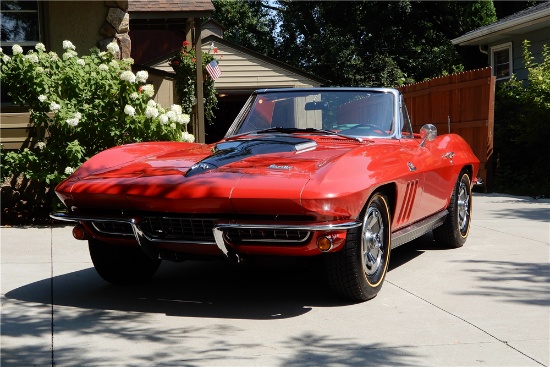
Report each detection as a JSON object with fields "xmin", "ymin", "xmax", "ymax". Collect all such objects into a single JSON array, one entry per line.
[{"xmin": 451, "ymin": 8, "xmax": 550, "ymax": 45}]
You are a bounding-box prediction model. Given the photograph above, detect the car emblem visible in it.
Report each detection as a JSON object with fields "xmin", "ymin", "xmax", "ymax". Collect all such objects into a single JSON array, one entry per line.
[
  {"xmin": 407, "ymin": 162, "xmax": 416, "ymax": 171},
  {"xmin": 192, "ymin": 163, "xmax": 211, "ymax": 170},
  {"xmin": 269, "ymin": 164, "xmax": 291, "ymax": 170}
]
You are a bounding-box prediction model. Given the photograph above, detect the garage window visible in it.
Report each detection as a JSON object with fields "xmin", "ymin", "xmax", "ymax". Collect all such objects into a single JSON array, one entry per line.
[{"xmin": 491, "ymin": 43, "xmax": 512, "ymax": 80}]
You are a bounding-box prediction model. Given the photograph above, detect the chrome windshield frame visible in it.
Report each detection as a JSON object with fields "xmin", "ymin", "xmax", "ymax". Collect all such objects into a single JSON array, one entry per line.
[{"xmin": 224, "ymin": 87, "xmax": 404, "ymax": 140}]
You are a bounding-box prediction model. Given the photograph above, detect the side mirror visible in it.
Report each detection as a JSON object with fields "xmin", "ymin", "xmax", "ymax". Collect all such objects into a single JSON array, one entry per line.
[{"xmin": 419, "ymin": 124, "xmax": 437, "ymax": 147}]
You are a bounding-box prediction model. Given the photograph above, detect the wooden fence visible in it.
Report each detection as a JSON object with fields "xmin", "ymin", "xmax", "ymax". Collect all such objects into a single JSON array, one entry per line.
[{"xmin": 398, "ymin": 67, "xmax": 496, "ymax": 189}]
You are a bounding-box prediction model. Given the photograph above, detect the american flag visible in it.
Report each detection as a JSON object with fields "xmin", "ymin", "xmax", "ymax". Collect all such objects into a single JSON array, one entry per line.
[{"xmin": 205, "ymin": 60, "xmax": 222, "ymax": 80}]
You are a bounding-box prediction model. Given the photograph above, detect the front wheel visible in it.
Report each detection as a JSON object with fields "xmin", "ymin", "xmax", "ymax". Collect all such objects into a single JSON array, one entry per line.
[
  {"xmin": 325, "ymin": 192, "xmax": 391, "ymax": 302},
  {"xmin": 88, "ymin": 239, "xmax": 161, "ymax": 285},
  {"xmin": 433, "ymin": 170, "xmax": 472, "ymax": 248}
]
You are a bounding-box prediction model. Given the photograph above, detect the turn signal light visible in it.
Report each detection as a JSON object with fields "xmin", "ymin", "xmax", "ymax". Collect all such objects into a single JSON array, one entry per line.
[
  {"xmin": 317, "ymin": 236, "xmax": 333, "ymax": 252},
  {"xmin": 72, "ymin": 224, "xmax": 87, "ymax": 240}
]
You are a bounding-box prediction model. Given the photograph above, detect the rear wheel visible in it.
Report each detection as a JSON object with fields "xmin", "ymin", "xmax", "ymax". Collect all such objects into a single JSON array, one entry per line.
[
  {"xmin": 88, "ymin": 239, "xmax": 161, "ymax": 285},
  {"xmin": 326, "ymin": 192, "xmax": 391, "ymax": 302},
  {"xmin": 433, "ymin": 170, "xmax": 472, "ymax": 248}
]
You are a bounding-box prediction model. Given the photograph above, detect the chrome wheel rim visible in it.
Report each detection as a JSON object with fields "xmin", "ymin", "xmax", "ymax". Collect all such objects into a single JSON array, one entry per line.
[
  {"xmin": 457, "ymin": 179, "xmax": 470, "ymax": 235},
  {"xmin": 362, "ymin": 206, "xmax": 385, "ymax": 276}
]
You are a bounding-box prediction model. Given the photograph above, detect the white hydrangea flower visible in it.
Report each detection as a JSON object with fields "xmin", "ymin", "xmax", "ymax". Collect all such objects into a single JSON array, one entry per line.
[
  {"xmin": 12, "ymin": 44, "xmax": 23, "ymax": 55},
  {"xmin": 124, "ymin": 104, "xmax": 135, "ymax": 116},
  {"xmin": 109, "ymin": 60, "xmax": 119, "ymax": 68},
  {"xmin": 49, "ymin": 52, "xmax": 59, "ymax": 60},
  {"xmin": 122, "ymin": 57, "xmax": 134, "ymax": 65},
  {"xmin": 170, "ymin": 104, "xmax": 183, "ymax": 115},
  {"xmin": 166, "ymin": 110, "xmax": 176, "ymax": 122},
  {"xmin": 106, "ymin": 41, "xmax": 119, "ymax": 56},
  {"xmin": 36, "ymin": 141, "xmax": 46, "ymax": 150},
  {"xmin": 2, "ymin": 55, "xmax": 11, "ymax": 63},
  {"xmin": 159, "ymin": 114, "xmax": 169, "ymax": 124},
  {"xmin": 147, "ymin": 100, "xmax": 157, "ymax": 107},
  {"xmin": 0, "ymin": 47, "xmax": 3, "ymax": 53},
  {"xmin": 63, "ymin": 51, "xmax": 75, "ymax": 60},
  {"xmin": 120, "ymin": 70, "xmax": 136, "ymax": 83},
  {"xmin": 66, "ymin": 112, "xmax": 82, "ymax": 127},
  {"xmin": 181, "ymin": 132, "xmax": 195, "ymax": 143},
  {"xmin": 50, "ymin": 102, "xmax": 61, "ymax": 112},
  {"xmin": 136, "ymin": 70, "xmax": 148, "ymax": 83},
  {"xmin": 66, "ymin": 118, "xmax": 79, "ymax": 127},
  {"xmin": 36, "ymin": 66, "xmax": 44, "ymax": 73},
  {"xmin": 98, "ymin": 64, "xmax": 109, "ymax": 71},
  {"xmin": 179, "ymin": 113, "xmax": 191, "ymax": 125},
  {"xmin": 141, "ymin": 84, "xmax": 154, "ymax": 97},
  {"xmin": 35, "ymin": 43, "xmax": 46, "ymax": 52},
  {"xmin": 145, "ymin": 105, "xmax": 159, "ymax": 119},
  {"xmin": 129, "ymin": 92, "xmax": 139, "ymax": 100},
  {"xmin": 25, "ymin": 53, "xmax": 39, "ymax": 63},
  {"xmin": 38, "ymin": 95, "xmax": 47, "ymax": 102},
  {"xmin": 62, "ymin": 40, "xmax": 76, "ymax": 50},
  {"xmin": 76, "ymin": 59, "xmax": 85, "ymax": 66},
  {"xmin": 64, "ymin": 167, "xmax": 75, "ymax": 175}
]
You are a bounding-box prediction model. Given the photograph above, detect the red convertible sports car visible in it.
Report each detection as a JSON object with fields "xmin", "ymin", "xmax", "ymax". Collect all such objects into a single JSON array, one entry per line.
[{"xmin": 52, "ymin": 88, "xmax": 479, "ymax": 302}]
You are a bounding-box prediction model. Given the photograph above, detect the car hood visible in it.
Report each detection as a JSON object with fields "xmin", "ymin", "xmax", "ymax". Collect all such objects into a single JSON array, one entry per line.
[{"xmin": 57, "ymin": 136, "xmax": 375, "ymax": 216}]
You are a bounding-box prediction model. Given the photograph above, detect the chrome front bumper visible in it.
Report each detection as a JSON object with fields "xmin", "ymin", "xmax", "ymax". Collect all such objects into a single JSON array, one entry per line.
[{"xmin": 50, "ymin": 212, "xmax": 361, "ymax": 263}]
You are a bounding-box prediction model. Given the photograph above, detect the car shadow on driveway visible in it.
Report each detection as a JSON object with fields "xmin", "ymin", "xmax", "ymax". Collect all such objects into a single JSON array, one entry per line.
[
  {"xmin": 4, "ymin": 234, "xmax": 444, "ymax": 321},
  {"xmin": 5, "ymin": 257, "xmax": 350, "ymax": 321}
]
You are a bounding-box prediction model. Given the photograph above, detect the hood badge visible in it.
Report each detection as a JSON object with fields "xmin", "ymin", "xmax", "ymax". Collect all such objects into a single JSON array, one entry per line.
[
  {"xmin": 269, "ymin": 164, "xmax": 291, "ymax": 170},
  {"xmin": 407, "ymin": 162, "xmax": 417, "ymax": 172}
]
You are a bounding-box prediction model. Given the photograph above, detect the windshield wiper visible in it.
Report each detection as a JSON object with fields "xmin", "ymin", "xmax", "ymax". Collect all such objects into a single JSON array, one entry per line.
[{"xmin": 255, "ymin": 127, "xmax": 363, "ymax": 142}]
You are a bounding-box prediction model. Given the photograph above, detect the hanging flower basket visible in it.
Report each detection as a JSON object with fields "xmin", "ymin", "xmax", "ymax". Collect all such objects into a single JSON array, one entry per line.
[{"xmin": 171, "ymin": 41, "xmax": 218, "ymax": 124}]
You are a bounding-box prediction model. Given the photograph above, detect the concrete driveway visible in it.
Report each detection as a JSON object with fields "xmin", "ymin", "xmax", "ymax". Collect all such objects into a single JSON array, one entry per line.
[{"xmin": 1, "ymin": 193, "xmax": 549, "ymax": 367}]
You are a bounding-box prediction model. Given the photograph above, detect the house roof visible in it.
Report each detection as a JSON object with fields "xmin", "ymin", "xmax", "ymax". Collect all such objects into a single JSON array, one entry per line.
[
  {"xmin": 128, "ymin": 0, "xmax": 214, "ymax": 19},
  {"xmin": 452, "ymin": 1, "xmax": 550, "ymax": 46}
]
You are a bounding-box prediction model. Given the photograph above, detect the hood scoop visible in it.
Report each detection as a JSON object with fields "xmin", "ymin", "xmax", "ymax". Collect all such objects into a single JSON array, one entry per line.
[{"xmin": 185, "ymin": 137, "xmax": 317, "ymax": 177}]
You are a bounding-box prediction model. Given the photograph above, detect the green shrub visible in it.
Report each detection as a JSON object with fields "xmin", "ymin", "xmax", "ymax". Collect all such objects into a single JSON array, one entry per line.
[
  {"xmin": 0, "ymin": 41, "xmax": 194, "ymax": 222},
  {"xmin": 494, "ymin": 40, "xmax": 550, "ymax": 196}
]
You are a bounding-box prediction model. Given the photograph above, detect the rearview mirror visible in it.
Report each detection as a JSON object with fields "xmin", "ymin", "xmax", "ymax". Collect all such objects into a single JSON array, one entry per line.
[{"xmin": 304, "ymin": 101, "xmax": 328, "ymax": 111}]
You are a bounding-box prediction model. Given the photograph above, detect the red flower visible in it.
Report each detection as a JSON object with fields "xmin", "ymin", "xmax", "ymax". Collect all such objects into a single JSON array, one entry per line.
[
  {"xmin": 192, "ymin": 58, "xmax": 196, "ymax": 63},
  {"xmin": 139, "ymin": 86, "xmax": 143, "ymax": 93},
  {"xmin": 213, "ymin": 47, "xmax": 219, "ymax": 54},
  {"xmin": 182, "ymin": 40, "xmax": 190, "ymax": 47}
]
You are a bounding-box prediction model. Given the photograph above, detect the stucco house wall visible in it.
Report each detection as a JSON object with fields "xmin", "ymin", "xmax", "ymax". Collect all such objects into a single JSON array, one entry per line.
[{"xmin": 45, "ymin": 1, "xmax": 108, "ymax": 55}]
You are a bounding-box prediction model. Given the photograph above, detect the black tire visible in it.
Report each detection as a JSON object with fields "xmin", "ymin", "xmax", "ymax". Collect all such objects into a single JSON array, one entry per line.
[
  {"xmin": 433, "ymin": 170, "xmax": 472, "ymax": 248},
  {"xmin": 325, "ymin": 192, "xmax": 391, "ymax": 302},
  {"xmin": 88, "ymin": 239, "xmax": 161, "ymax": 285}
]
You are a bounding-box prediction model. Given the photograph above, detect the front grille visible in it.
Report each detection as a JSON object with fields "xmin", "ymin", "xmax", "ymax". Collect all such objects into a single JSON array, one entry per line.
[
  {"xmin": 139, "ymin": 217, "xmax": 215, "ymax": 242},
  {"xmin": 92, "ymin": 221, "xmax": 134, "ymax": 236},
  {"xmin": 225, "ymin": 228, "xmax": 310, "ymax": 245}
]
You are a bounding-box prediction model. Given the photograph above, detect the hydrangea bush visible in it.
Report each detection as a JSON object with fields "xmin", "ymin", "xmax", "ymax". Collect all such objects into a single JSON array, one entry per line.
[
  {"xmin": 0, "ymin": 40, "xmax": 194, "ymax": 188},
  {"xmin": 0, "ymin": 41, "xmax": 194, "ymax": 220}
]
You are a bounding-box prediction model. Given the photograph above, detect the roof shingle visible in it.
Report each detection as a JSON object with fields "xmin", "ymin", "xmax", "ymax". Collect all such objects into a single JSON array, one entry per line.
[{"xmin": 128, "ymin": 0, "xmax": 214, "ymax": 13}]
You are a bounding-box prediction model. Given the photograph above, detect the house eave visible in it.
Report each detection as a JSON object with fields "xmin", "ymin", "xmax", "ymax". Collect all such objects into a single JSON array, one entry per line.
[{"xmin": 451, "ymin": 9, "xmax": 550, "ymax": 46}]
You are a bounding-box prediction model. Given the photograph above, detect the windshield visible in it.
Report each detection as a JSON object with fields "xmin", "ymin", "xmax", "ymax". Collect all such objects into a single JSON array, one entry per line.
[{"xmin": 227, "ymin": 89, "xmax": 401, "ymax": 139}]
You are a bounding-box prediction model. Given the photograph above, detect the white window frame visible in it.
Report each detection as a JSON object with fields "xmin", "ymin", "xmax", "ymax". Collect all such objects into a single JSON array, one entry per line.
[{"xmin": 490, "ymin": 42, "xmax": 513, "ymax": 80}]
